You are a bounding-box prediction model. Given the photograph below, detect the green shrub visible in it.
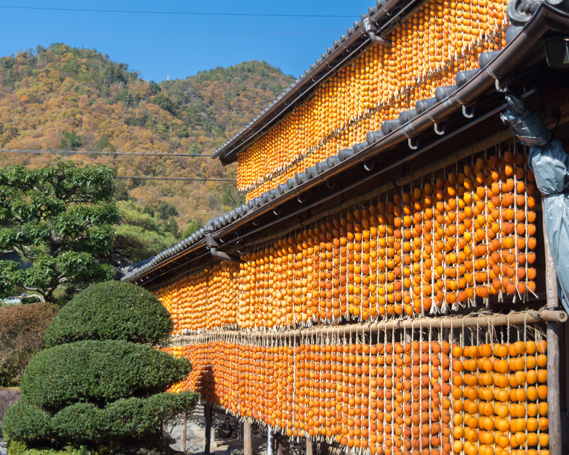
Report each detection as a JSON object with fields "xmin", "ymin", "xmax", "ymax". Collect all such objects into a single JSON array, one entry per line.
[
  {"xmin": 0, "ymin": 303, "xmax": 58, "ymax": 386},
  {"xmin": 21, "ymin": 340, "xmax": 191, "ymax": 411},
  {"xmin": 51, "ymin": 392, "xmax": 198, "ymax": 444},
  {"xmin": 51, "ymin": 403, "xmax": 107, "ymax": 445},
  {"xmin": 44, "ymin": 282, "xmax": 172, "ymax": 347},
  {"xmin": 7, "ymin": 280, "xmax": 197, "ymax": 452},
  {"xmin": 7, "ymin": 440, "xmax": 88, "ymax": 455},
  {"xmin": 4, "ymin": 392, "xmax": 198, "ymax": 448},
  {"xmin": 103, "ymin": 392, "xmax": 198, "ymax": 437},
  {"xmin": 2, "ymin": 399, "xmax": 52, "ymax": 443}
]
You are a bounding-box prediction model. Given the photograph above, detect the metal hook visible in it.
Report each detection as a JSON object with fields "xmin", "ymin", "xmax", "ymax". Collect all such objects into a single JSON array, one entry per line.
[
  {"xmin": 434, "ymin": 122, "xmax": 447, "ymax": 136},
  {"xmin": 495, "ymin": 78, "xmax": 508, "ymax": 93},
  {"xmin": 326, "ymin": 179, "xmax": 336, "ymax": 189},
  {"xmin": 273, "ymin": 207, "xmax": 281, "ymax": 217},
  {"xmin": 235, "ymin": 239, "xmax": 246, "ymax": 255},
  {"xmin": 392, "ymin": 178, "xmax": 401, "ymax": 190},
  {"xmin": 363, "ymin": 160, "xmax": 375, "ymax": 172},
  {"xmin": 297, "ymin": 193, "xmax": 307, "ymax": 204},
  {"xmin": 252, "ymin": 218, "xmax": 261, "ymax": 226},
  {"xmin": 408, "ymin": 137, "xmax": 419, "ymax": 150},
  {"xmin": 462, "ymin": 104, "xmax": 475, "ymax": 119}
]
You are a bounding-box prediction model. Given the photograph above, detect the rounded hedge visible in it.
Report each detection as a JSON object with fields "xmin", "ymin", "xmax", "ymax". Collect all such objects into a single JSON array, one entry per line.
[
  {"xmin": 53, "ymin": 392, "xmax": 198, "ymax": 443},
  {"xmin": 4, "ymin": 392, "xmax": 198, "ymax": 448},
  {"xmin": 2, "ymin": 399, "xmax": 52, "ymax": 444},
  {"xmin": 21, "ymin": 340, "xmax": 191, "ymax": 411},
  {"xmin": 44, "ymin": 281, "xmax": 172, "ymax": 347}
]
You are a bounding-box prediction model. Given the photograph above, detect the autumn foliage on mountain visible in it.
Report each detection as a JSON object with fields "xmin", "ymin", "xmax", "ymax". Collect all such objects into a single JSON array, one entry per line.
[{"xmin": 0, "ymin": 43, "xmax": 295, "ymax": 247}]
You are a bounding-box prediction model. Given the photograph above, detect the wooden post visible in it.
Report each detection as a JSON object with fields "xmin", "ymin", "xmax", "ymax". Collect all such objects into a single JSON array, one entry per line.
[
  {"xmin": 306, "ymin": 437, "xmax": 313, "ymax": 455},
  {"xmin": 181, "ymin": 414, "xmax": 187, "ymax": 453},
  {"xmin": 276, "ymin": 434, "xmax": 289, "ymax": 455},
  {"xmin": 267, "ymin": 426, "xmax": 274, "ymax": 455},
  {"xmin": 543, "ymin": 210, "xmax": 562, "ymax": 455},
  {"xmin": 243, "ymin": 421, "xmax": 252, "ymax": 455},
  {"xmin": 204, "ymin": 404, "xmax": 212, "ymax": 455}
]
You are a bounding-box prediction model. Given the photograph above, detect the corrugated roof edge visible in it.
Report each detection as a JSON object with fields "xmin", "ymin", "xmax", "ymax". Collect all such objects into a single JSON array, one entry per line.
[
  {"xmin": 121, "ymin": 3, "xmax": 569, "ymax": 284},
  {"xmin": 211, "ymin": 0, "xmax": 412, "ymax": 163}
]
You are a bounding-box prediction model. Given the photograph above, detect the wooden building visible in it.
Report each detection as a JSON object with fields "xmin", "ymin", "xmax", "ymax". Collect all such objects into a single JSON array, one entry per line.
[{"xmin": 123, "ymin": 0, "xmax": 569, "ymax": 453}]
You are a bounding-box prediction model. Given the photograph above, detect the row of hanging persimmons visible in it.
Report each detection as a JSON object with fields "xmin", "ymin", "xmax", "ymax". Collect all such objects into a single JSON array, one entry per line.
[
  {"xmin": 166, "ymin": 335, "xmax": 549, "ymax": 455},
  {"xmin": 157, "ymin": 147, "xmax": 538, "ymax": 333},
  {"xmin": 239, "ymin": 0, "xmax": 511, "ymax": 200}
]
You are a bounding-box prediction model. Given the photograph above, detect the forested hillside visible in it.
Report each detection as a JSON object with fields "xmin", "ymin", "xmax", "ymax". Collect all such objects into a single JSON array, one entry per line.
[{"xmin": 0, "ymin": 44, "xmax": 294, "ymax": 257}]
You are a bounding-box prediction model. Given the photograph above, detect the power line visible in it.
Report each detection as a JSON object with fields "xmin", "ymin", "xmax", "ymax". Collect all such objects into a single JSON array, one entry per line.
[
  {"xmin": 0, "ymin": 5, "xmax": 358, "ymax": 18},
  {"xmin": 1, "ymin": 149, "xmax": 233, "ymax": 181},
  {"xmin": 0, "ymin": 30, "xmax": 343, "ymax": 39},
  {"xmin": 0, "ymin": 149, "xmax": 213, "ymax": 157},
  {"xmin": 116, "ymin": 176, "xmax": 236, "ymax": 182}
]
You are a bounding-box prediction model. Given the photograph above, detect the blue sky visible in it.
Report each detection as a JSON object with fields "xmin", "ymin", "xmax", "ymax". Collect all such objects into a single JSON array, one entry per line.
[{"xmin": 0, "ymin": 1, "xmax": 376, "ymax": 82}]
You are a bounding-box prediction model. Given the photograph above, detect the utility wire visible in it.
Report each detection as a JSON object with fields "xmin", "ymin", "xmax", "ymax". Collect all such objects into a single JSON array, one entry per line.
[
  {"xmin": 0, "ymin": 5, "xmax": 358, "ymax": 18},
  {"xmin": 0, "ymin": 149, "xmax": 213, "ymax": 157},
  {"xmin": 1, "ymin": 149, "xmax": 234, "ymax": 181},
  {"xmin": 116, "ymin": 176, "xmax": 236, "ymax": 182},
  {"xmin": 0, "ymin": 30, "xmax": 343, "ymax": 39}
]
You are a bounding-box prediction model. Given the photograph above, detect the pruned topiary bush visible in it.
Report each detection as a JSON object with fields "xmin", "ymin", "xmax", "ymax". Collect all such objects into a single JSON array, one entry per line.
[
  {"xmin": 3, "ymin": 281, "xmax": 197, "ymax": 454},
  {"xmin": 21, "ymin": 340, "xmax": 190, "ymax": 411},
  {"xmin": 45, "ymin": 281, "xmax": 172, "ymax": 347}
]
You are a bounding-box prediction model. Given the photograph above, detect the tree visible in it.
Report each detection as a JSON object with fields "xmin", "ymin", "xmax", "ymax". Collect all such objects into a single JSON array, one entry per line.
[
  {"xmin": 111, "ymin": 201, "xmax": 179, "ymax": 264},
  {"xmin": 0, "ymin": 303, "xmax": 58, "ymax": 386},
  {"xmin": 0, "ymin": 161, "xmax": 119, "ymax": 303},
  {"xmin": 59, "ymin": 131, "xmax": 83, "ymax": 149},
  {"xmin": 3, "ymin": 281, "xmax": 198, "ymax": 453}
]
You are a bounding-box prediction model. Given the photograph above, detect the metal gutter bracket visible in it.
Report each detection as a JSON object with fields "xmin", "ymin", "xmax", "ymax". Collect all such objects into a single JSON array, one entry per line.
[
  {"xmin": 205, "ymin": 228, "xmax": 242, "ymax": 263},
  {"xmin": 363, "ymin": 18, "xmax": 392, "ymax": 47}
]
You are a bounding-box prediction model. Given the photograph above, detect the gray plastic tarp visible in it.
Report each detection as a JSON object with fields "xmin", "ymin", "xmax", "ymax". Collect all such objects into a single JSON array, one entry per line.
[{"xmin": 528, "ymin": 138, "xmax": 569, "ymax": 313}]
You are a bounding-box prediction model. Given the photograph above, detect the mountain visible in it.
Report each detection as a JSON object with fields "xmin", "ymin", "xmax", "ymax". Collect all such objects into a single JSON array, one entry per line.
[{"xmin": 0, "ymin": 44, "xmax": 295, "ymax": 255}]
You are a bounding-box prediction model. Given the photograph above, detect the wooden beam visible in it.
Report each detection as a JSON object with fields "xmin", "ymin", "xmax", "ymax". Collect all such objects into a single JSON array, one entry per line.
[
  {"xmin": 171, "ymin": 310, "xmax": 567, "ymax": 345},
  {"xmin": 243, "ymin": 421, "xmax": 252, "ymax": 455}
]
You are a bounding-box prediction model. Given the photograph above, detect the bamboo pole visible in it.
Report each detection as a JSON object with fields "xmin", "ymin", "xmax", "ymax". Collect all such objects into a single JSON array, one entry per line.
[
  {"xmin": 306, "ymin": 438, "xmax": 313, "ymax": 455},
  {"xmin": 171, "ymin": 310, "xmax": 567, "ymax": 344},
  {"xmin": 543, "ymin": 208, "xmax": 562, "ymax": 455}
]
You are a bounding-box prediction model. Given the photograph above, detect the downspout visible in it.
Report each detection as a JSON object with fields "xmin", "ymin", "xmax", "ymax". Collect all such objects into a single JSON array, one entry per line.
[
  {"xmin": 363, "ymin": 18, "xmax": 392, "ymax": 47},
  {"xmin": 205, "ymin": 226, "xmax": 241, "ymax": 263}
]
